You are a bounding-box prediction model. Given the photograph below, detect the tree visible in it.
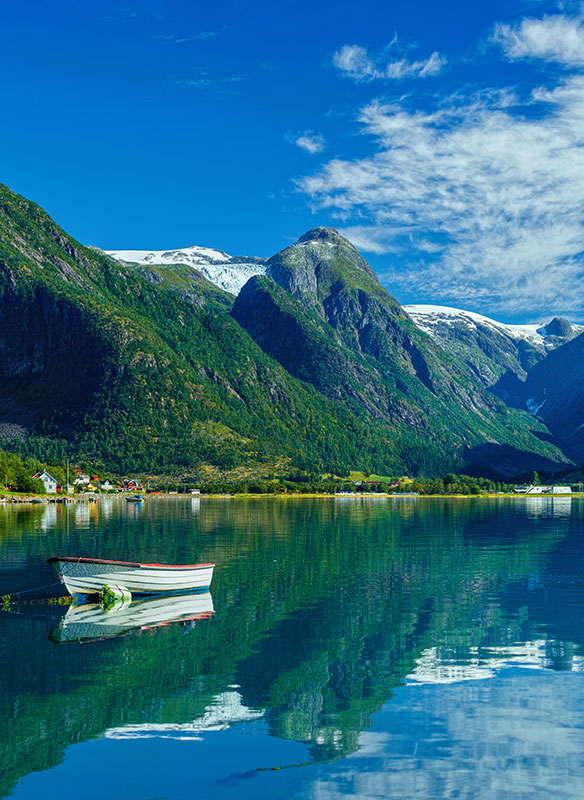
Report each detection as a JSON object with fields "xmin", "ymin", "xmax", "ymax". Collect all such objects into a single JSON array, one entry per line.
[{"xmin": 14, "ymin": 471, "xmax": 44, "ymax": 494}]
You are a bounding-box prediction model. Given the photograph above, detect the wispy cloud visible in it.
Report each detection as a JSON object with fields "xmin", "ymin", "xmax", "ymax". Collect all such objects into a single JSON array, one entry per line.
[
  {"xmin": 293, "ymin": 132, "xmax": 326, "ymax": 154},
  {"xmin": 333, "ymin": 42, "xmax": 446, "ymax": 82},
  {"xmin": 103, "ymin": 7, "xmax": 163, "ymax": 22},
  {"xmin": 156, "ymin": 31, "xmax": 220, "ymax": 44},
  {"xmin": 494, "ymin": 12, "xmax": 584, "ymax": 66},
  {"xmin": 299, "ymin": 75, "xmax": 584, "ymax": 315},
  {"xmin": 175, "ymin": 71, "xmax": 245, "ymax": 90}
]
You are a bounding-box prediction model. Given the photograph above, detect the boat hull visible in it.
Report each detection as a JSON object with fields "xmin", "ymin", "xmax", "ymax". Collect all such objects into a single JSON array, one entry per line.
[{"xmin": 48, "ymin": 557, "xmax": 214, "ymax": 596}]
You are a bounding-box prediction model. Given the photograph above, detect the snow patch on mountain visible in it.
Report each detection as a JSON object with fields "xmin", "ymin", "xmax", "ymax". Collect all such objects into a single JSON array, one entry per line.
[
  {"xmin": 107, "ymin": 246, "xmax": 267, "ymax": 295},
  {"xmin": 107, "ymin": 245, "xmax": 233, "ymax": 266}
]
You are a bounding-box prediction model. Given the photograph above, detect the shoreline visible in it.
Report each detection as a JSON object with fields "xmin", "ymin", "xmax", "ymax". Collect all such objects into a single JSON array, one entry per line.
[
  {"xmin": 199, "ymin": 492, "xmax": 579, "ymax": 499},
  {"xmin": 0, "ymin": 491, "xmax": 578, "ymax": 504}
]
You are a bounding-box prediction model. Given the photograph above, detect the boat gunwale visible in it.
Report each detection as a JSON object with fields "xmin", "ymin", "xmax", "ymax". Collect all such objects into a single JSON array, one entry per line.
[{"xmin": 47, "ymin": 556, "xmax": 214, "ymax": 570}]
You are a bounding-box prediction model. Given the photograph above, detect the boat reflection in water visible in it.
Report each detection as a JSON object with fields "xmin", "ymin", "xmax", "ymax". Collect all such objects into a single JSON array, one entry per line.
[{"xmin": 49, "ymin": 590, "xmax": 214, "ymax": 643}]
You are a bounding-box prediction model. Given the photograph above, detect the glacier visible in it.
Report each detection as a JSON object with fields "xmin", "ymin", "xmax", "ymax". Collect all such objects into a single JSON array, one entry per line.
[{"xmin": 106, "ymin": 245, "xmax": 267, "ymax": 296}]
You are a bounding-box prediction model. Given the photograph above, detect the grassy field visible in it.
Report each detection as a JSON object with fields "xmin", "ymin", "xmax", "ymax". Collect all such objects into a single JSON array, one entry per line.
[{"xmin": 347, "ymin": 471, "xmax": 413, "ymax": 484}]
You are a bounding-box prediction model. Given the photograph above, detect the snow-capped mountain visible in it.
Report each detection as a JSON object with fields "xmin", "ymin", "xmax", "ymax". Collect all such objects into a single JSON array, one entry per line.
[
  {"xmin": 404, "ymin": 304, "xmax": 582, "ymax": 394},
  {"xmin": 405, "ymin": 305, "xmax": 582, "ymax": 349},
  {"xmin": 107, "ymin": 245, "xmax": 267, "ymax": 295}
]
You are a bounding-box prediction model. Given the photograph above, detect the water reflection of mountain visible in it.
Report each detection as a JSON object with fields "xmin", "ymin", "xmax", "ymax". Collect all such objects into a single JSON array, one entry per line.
[{"xmin": 0, "ymin": 498, "xmax": 582, "ymax": 795}]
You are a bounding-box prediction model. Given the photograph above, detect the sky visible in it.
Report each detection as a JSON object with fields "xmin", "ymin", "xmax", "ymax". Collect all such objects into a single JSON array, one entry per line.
[{"xmin": 1, "ymin": 0, "xmax": 584, "ymax": 320}]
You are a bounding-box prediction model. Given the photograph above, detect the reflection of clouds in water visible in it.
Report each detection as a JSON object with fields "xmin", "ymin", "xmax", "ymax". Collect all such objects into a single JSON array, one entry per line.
[
  {"xmin": 314, "ymin": 669, "xmax": 584, "ymax": 799},
  {"xmin": 104, "ymin": 691, "xmax": 263, "ymax": 741},
  {"xmin": 520, "ymin": 497, "xmax": 572, "ymax": 519},
  {"xmin": 407, "ymin": 641, "xmax": 584, "ymax": 685}
]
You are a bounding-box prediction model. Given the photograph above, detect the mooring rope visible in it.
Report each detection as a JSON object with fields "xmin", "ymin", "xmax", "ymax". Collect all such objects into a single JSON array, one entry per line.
[{"xmin": 1, "ymin": 580, "xmax": 69, "ymax": 609}]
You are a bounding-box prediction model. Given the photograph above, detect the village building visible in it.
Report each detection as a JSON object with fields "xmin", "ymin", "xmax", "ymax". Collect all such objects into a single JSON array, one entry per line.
[{"xmin": 32, "ymin": 470, "xmax": 58, "ymax": 494}]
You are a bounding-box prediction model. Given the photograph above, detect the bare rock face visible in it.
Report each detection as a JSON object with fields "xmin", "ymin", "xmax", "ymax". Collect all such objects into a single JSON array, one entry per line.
[
  {"xmin": 538, "ymin": 317, "xmax": 575, "ymax": 339},
  {"xmin": 267, "ymin": 227, "xmax": 384, "ymax": 310},
  {"xmin": 235, "ymin": 229, "xmax": 440, "ymax": 418},
  {"xmin": 232, "ymin": 276, "xmax": 399, "ymax": 421}
]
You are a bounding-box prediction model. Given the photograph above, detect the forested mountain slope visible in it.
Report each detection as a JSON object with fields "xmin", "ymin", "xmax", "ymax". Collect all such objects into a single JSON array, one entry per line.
[
  {"xmin": 233, "ymin": 228, "xmax": 569, "ymax": 477},
  {"xmin": 0, "ymin": 186, "xmax": 569, "ymax": 477},
  {"xmin": 0, "ymin": 185, "xmax": 407, "ymax": 474}
]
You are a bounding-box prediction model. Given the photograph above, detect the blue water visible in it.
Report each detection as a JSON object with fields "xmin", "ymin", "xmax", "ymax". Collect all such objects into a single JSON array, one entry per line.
[{"xmin": 1, "ymin": 495, "xmax": 584, "ymax": 799}]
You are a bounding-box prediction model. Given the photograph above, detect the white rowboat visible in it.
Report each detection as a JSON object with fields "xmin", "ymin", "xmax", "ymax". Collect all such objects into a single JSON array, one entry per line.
[{"xmin": 48, "ymin": 556, "xmax": 214, "ymax": 596}]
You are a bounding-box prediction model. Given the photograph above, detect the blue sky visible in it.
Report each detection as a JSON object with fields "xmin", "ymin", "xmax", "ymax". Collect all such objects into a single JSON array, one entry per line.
[{"xmin": 1, "ymin": 0, "xmax": 583, "ymax": 320}]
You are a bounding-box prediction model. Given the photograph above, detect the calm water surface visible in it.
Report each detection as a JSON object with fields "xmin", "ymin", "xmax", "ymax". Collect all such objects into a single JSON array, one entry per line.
[{"xmin": 1, "ymin": 495, "xmax": 584, "ymax": 799}]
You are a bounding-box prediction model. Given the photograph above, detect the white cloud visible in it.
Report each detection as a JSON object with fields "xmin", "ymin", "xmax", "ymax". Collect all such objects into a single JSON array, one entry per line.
[
  {"xmin": 333, "ymin": 43, "xmax": 446, "ymax": 82},
  {"xmin": 299, "ymin": 77, "xmax": 584, "ymax": 316},
  {"xmin": 333, "ymin": 45, "xmax": 377, "ymax": 81},
  {"xmin": 386, "ymin": 50, "xmax": 446, "ymax": 80},
  {"xmin": 295, "ymin": 132, "xmax": 326, "ymax": 154},
  {"xmin": 495, "ymin": 13, "xmax": 584, "ymax": 65},
  {"xmin": 335, "ymin": 225, "xmax": 406, "ymax": 254}
]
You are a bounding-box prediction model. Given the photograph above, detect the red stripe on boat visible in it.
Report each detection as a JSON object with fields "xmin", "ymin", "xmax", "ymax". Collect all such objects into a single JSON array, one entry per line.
[{"xmin": 48, "ymin": 556, "xmax": 214, "ymax": 569}]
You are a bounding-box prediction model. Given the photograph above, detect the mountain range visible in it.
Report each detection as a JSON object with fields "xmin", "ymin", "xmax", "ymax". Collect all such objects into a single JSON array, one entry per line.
[{"xmin": 0, "ymin": 182, "xmax": 578, "ymax": 479}]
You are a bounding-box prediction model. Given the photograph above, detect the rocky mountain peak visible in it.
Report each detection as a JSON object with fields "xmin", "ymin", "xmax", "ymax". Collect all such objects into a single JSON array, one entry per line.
[
  {"xmin": 267, "ymin": 226, "xmax": 379, "ymax": 303},
  {"xmin": 296, "ymin": 227, "xmax": 349, "ymax": 247},
  {"xmin": 537, "ymin": 317, "xmax": 574, "ymax": 338}
]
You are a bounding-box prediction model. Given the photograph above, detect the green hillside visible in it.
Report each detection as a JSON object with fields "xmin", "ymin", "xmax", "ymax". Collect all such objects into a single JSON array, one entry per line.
[
  {"xmin": 234, "ymin": 228, "xmax": 569, "ymax": 477},
  {"xmin": 0, "ymin": 186, "xmax": 570, "ymax": 477},
  {"xmin": 0, "ymin": 185, "xmax": 433, "ymax": 475}
]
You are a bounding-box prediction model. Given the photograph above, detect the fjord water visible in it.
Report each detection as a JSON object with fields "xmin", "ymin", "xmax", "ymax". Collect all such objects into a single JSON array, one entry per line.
[{"xmin": 1, "ymin": 497, "xmax": 584, "ymax": 799}]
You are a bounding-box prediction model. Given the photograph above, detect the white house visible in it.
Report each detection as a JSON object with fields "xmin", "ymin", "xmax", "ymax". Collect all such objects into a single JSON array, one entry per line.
[{"xmin": 33, "ymin": 471, "xmax": 58, "ymax": 494}]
